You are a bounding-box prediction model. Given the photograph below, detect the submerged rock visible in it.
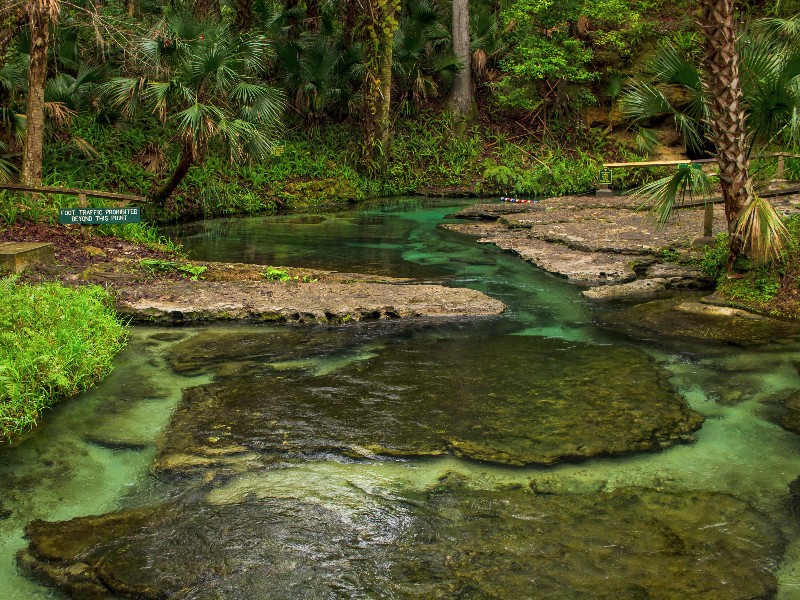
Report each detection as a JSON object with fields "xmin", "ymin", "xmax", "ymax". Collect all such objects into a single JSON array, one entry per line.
[
  {"xmin": 167, "ymin": 326, "xmax": 359, "ymax": 376},
  {"xmin": 598, "ymin": 297, "xmax": 800, "ymax": 347},
  {"xmin": 583, "ymin": 278, "xmax": 669, "ymax": 300},
  {"xmin": 782, "ymin": 391, "xmax": 800, "ymax": 434},
  {"xmin": 19, "ymin": 486, "xmax": 784, "ymax": 599},
  {"xmin": 155, "ymin": 334, "xmax": 701, "ymax": 473}
]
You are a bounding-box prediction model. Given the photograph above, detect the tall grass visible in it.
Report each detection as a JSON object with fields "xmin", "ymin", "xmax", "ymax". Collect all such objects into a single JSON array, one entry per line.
[{"xmin": 0, "ymin": 277, "xmax": 126, "ymax": 442}]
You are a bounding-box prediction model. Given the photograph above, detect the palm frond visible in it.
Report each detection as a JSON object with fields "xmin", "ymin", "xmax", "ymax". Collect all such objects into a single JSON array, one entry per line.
[
  {"xmin": 0, "ymin": 108, "xmax": 25, "ymax": 142},
  {"xmin": 631, "ymin": 166, "xmax": 712, "ymax": 225},
  {"xmin": 144, "ymin": 81, "xmax": 172, "ymax": 121},
  {"xmin": 633, "ymin": 127, "xmax": 658, "ymax": 158},
  {"xmin": 0, "ymin": 141, "xmax": 15, "ymax": 183},
  {"xmin": 740, "ymin": 32, "xmax": 783, "ymax": 92},
  {"xmin": 71, "ymin": 137, "xmax": 100, "ymax": 159},
  {"xmin": 650, "ymin": 42, "xmax": 702, "ymax": 90},
  {"xmin": 72, "ymin": 63, "xmax": 104, "ymax": 90},
  {"xmin": 734, "ymin": 196, "xmax": 790, "ymax": 264},
  {"xmin": 673, "ymin": 112, "xmax": 706, "ymax": 154},
  {"xmin": 43, "ymin": 102, "xmax": 77, "ymax": 128},
  {"xmin": 759, "ymin": 15, "xmax": 800, "ymax": 46},
  {"xmin": 619, "ymin": 81, "xmax": 672, "ymax": 122},
  {"xmin": 101, "ymin": 77, "xmax": 146, "ymax": 114}
]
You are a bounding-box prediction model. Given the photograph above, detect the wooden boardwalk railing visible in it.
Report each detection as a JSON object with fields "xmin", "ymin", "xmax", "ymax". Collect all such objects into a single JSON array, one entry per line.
[
  {"xmin": 0, "ymin": 183, "xmax": 147, "ymax": 205},
  {"xmin": 596, "ymin": 153, "xmax": 800, "ymax": 237}
]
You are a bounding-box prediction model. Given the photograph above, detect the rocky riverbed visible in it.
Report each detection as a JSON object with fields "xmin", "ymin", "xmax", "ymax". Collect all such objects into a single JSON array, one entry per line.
[{"xmin": 19, "ymin": 482, "xmax": 784, "ymax": 599}]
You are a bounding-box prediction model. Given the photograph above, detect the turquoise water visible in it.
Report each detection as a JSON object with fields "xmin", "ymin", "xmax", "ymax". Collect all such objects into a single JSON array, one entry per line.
[{"xmin": 2, "ymin": 197, "xmax": 800, "ymax": 598}]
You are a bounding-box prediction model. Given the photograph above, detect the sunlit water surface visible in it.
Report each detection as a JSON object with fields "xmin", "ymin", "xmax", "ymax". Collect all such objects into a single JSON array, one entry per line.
[{"xmin": 2, "ymin": 198, "xmax": 800, "ymax": 598}]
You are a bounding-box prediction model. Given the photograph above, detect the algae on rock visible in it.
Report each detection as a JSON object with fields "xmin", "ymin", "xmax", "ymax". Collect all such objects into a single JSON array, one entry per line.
[
  {"xmin": 18, "ymin": 485, "xmax": 783, "ymax": 599},
  {"xmin": 156, "ymin": 333, "xmax": 702, "ymax": 473}
]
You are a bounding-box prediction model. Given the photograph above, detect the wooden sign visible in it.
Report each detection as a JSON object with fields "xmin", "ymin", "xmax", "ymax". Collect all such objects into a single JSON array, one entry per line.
[{"xmin": 598, "ymin": 168, "xmax": 612, "ymax": 185}]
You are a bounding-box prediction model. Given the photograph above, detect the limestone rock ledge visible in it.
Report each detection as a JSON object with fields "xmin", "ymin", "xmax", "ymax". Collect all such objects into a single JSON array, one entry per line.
[
  {"xmin": 447, "ymin": 198, "xmax": 719, "ymax": 290},
  {"xmin": 114, "ymin": 280, "xmax": 505, "ymax": 323}
]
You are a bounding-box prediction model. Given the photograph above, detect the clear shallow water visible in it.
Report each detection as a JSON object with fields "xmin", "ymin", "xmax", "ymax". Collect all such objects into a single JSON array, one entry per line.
[{"xmin": 3, "ymin": 197, "xmax": 800, "ymax": 598}]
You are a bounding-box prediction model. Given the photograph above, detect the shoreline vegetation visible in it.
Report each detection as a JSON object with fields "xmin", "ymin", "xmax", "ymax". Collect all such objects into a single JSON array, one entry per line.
[{"xmin": 0, "ymin": 276, "xmax": 125, "ymax": 443}]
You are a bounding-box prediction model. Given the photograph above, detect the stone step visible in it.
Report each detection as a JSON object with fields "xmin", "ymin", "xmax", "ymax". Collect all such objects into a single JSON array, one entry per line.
[{"xmin": 0, "ymin": 242, "xmax": 55, "ymax": 273}]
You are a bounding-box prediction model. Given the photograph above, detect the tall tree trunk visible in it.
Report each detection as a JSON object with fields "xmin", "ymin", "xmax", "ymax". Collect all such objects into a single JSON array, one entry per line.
[
  {"xmin": 125, "ymin": 0, "xmax": 140, "ymax": 18},
  {"xmin": 449, "ymin": 0, "xmax": 473, "ymax": 116},
  {"xmin": 153, "ymin": 143, "xmax": 193, "ymax": 203},
  {"xmin": 21, "ymin": 1, "xmax": 57, "ymax": 188},
  {"xmin": 357, "ymin": 0, "xmax": 400, "ymax": 173},
  {"xmin": 699, "ymin": 0, "xmax": 754, "ymax": 269},
  {"xmin": 234, "ymin": 0, "xmax": 254, "ymax": 31}
]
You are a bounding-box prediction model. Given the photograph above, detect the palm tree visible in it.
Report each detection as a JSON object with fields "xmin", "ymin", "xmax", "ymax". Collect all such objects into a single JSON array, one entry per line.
[
  {"xmin": 700, "ymin": 0, "xmax": 754, "ymax": 251},
  {"xmin": 621, "ymin": 5, "xmax": 794, "ymax": 269},
  {"xmin": 21, "ymin": 0, "xmax": 60, "ymax": 188},
  {"xmin": 274, "ymin": 13, "xmax": 363, "ymax": 123},
  {"xmin": 103, "ymin": 14, "xmax": 285, "ymax": 203}
]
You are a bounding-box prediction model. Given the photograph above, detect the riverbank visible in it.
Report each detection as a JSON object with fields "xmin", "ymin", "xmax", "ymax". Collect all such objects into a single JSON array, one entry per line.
[{"xmin": 445, "ymin": 192, "xmax": 800, "ymax": 320}]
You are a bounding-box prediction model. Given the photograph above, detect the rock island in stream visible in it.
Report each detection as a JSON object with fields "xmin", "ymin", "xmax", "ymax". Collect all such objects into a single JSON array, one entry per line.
[{"xmin": 155, "ymin": 331, "xmax": 702, "ymax": 473}]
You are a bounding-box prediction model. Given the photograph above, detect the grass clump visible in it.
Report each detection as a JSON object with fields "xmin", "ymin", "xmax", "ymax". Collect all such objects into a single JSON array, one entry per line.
[
  {"xmin": 0, "ymin": 277, "xmax": 126, "ymax": 442},
  {"xmin": 139, "ymin": 258, "xmax": 207, "ymax": 280},
  {"xmin": 261, "ymin": 267, "xmax": 316, "ymax": 282}
]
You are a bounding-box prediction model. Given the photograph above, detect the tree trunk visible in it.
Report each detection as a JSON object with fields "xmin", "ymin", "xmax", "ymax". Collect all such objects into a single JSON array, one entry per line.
[
  {"xmin": 194, "ymin": 0, "xmax": 217, "ymax": 20},
  {"xmin": 449, "ymin": 0, "xmax": 473, "ymax": 116},
  {"xmin": 125, "ymin": 0, "xmax": 140, "ymax": 18},
  {"xmin": 234, "ymin": 0, "xmax": 254, "ymax": 31},
  {"xmin": 305, "ymin": 0, "xmax": 320, "ymax": 32},
  {"xmin": 698, "ymin": 0, "xmax": 754, "ymax": 269},
  {"xmin": 358, "ymin": 0, "xmax": 400, "ymax": 172},
  {"xmin": 20, "ymin": 2, "xmax": 54, "ymax": 188},
  {"xmin": 153, "ymin": 145, "xmax": 193, "ymax": 203},
  {"xmin": 342, "ymin": 0, "xmax": 357, "ymax": 44}
]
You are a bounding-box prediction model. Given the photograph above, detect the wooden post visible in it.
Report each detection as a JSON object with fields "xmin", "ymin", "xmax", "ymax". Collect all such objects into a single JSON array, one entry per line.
[
  {"xmin": 703, "ymin": 201, "xmax": 714, "ymax": 237},
  {"xmin": 777, "ymin": 153, "xmax": 785, "ymax": 180},
  {"xmin": 78, "ymin": 192, "xmax": 89, "ymax": 237}
]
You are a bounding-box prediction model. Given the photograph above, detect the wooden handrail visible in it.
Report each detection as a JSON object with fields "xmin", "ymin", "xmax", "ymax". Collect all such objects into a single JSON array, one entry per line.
[
  {"xmin": 603, "ymin": 159, "xmax": 716, "ymax": 168},
  {"xmin": 0, "ymin": 183, "xmax": 147, "ymax": 203},
  {"xmin": 604, "ymin": 152, "xmax": 800, "ymax": 169}
]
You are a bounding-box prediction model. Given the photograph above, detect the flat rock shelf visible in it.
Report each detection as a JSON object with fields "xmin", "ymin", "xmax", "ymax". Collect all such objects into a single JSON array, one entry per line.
[{"xmin": 114, "ymin": 279, "xmax": 506, "ymax": 323}]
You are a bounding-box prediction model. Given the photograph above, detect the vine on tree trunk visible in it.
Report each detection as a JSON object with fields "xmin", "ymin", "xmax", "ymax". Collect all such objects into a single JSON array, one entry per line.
[{"xmin": 356, "ymin": 0, "xmax": 400, "ymax": 175}]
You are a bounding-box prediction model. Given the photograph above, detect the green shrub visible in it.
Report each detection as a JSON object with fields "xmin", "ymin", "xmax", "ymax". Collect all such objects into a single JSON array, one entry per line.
[
  {"xmin": 700, "ymin": 233, "xmax": 730, "ymax": 280},
  {"xmin": 724, "ymin": 268, "xmax": 782, "ymax": 304},
  {"xmin": 0, "ymin": 277, "xmax": 126, "ymax": 441}
]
